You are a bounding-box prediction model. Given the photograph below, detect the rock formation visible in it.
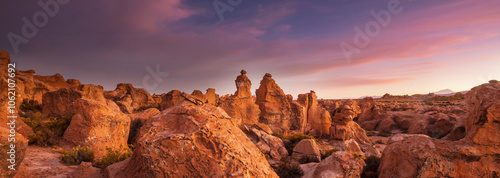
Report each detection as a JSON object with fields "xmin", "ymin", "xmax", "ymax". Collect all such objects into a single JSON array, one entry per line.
[
  {"xmin": 246, "ymin": 127, "xmax": 288, "ymax": 160},
  {"xmin": 302, "ymin": 151, "xmax": 366, "ymax": 178},
  {"xmin": 42, "ymin": 84, "xmax": 107, "ymax": 117},
  {"xmin": 127, "ymin": 108, "xmax": 160, "ymax": 144},
  {"xmin": 104, "ymin": 83, "xmax": 156, "ymax": 113},
  {"xmin": 255, "ymin": 73, "xmax": 296, "ymax": 132},
  {"xmin": 292, "ymin": 139, "xmax": 321, "ymax": 162},
  {"xmin": 159, "ymin": 90, "xmax": 184, "ymax": 110},
  {"xmin": 63, "ymin": 99, "xmax": 131, "ymax": 160},
  {"xmin": 105, "ymin": 101, "xmax": 278, "ymax": 177},
  {"xmin": 0, "ymin": 126, "xmax": 29, "ymax": 177},
  {"xmin": 219, "ymin": 70, "xmax": 260, "ymax": 127},
  {"xmin": 296, "ymin": 91, "xmax": 331, "ymax": 136},
  {"xmin": 379, "ymin": 81, "xmax": 500, "ymax": 177},
  {"xmin": 330, "ymin": 105, "xmax": 381, "ymax": 158},
  {"xmin": 205, "ymin": 88, "xmax": 219, "ymax": 105}
]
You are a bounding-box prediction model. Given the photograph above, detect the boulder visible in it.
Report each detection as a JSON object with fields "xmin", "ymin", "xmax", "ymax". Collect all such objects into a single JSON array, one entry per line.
[
  {"xmin": 302, "ymin": 151, "xmax": 365, "ymax": 178},
  {"xmin": 159, "ymin": 90, "xmax": 184, "ymax": 110},
  {"xmin": 63, "ymin": 99, "xmax": 130, "ymax": 160},
  {"xmin": 105, "ymin": 102, "xmax": 278, "ymax": 177},
  {"xmin": 127, "ymin": 108, "xmax": 160, "ymax": 144},
  {"xmin": 247, "ymin": 127, "xmax": 288, "ymax": 160},
  {"xmin": 379, "ymin": 134, "xmax": 500, "ymax": 177},
  {"xmin": 104, "ymin": 83, "xmax": 156, "ymax": 114},
  {"xmin": 42, "ymin": 84, "xmax": 107, "ymax": 116},
  {"xmin": 464, "ymin": 80, "xmax": 500, "ymax": 145},
  {"xmin": 292, "ymin": 139, "xmax": 321, "ymax": 162},
  {"xmin": 191, "ymin": 90, "xmax": 207, "ymax": 103}
]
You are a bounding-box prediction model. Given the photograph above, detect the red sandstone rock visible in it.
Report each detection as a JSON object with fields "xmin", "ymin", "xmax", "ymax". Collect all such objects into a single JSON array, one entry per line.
[
  {"xmin": 379, "ymin": 81, "xmax": 500, "ymax": 177},
  {"xmin": 159, "ymin": 90, "xmax": 184, "ymax": 110},
  {"xmin": 63, "ymin": 99, "xmax": 130, "ymax": 160},
  {"xmin": 70, "ymin": 162, "xmax": 102, "ymax": 178},
  {"xmin": 105, "ymin": 103, "xmax": 278, "ymax": 177},
  {"xmin": 302, "ymin": 151, "xmax": 365, "ymax": 178},
  {"xmin": 0, "ymin": 126, "xmax": 29, "ymax": 177},
  {"xmin": 292, "ymin": 139, "xmax": 321, "ymax": 162},
  {"xmin": 219, "ymin": 70, "xmax": 260, "ymax": 127},
  {"xmin": 104, "ymin": 83, "xmax": 156, "ymax": 114},
  {"xmin": 205, "ymin": 88, "xmax": 219, "ymax": 105},
  {"xmin": 255, "ymin": 73, "xmax": 295, "ymax": 132}
]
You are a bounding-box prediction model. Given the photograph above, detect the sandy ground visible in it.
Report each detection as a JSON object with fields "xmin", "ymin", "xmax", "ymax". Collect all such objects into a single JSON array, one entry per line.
[{"xmin": 23, "ymin": 146, "xmax": 79, "ymax": 178}]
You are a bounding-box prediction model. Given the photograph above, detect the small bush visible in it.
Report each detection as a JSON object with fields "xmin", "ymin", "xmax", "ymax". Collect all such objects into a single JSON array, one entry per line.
[
  {"xmin": 321, "ymin": 149, "xmax": 339, "ymax": 160},
  {"xmin": 24, "ymin": 113, "xmax": 73, "ymax": 146},
  {"xmin": 288, "ymin": 134, "xmax": 315, "ymax": 143},
  {"xmin": 60, "ymin": 146, "xmax": 95, "ymax": 165},
  {"xmin": 282, "ymin": 133, "xmax": 316, "ymax": 155},
  {"xmin": 353, "ymin": 153, "xmax": 367, "ymax": 160},
  {"xmin": 274, "ymin": 157, "xmax": 304, "ymax": 178},
  {"xmin": 96, "ymin": 146, "xmax": 133, "ymax": 168},
  {"xmin": 20, "ymin": 100, "xmax": 42, "ymax": 112}
]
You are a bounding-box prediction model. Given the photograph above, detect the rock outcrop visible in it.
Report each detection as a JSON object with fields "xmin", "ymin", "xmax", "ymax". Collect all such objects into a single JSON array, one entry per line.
[
  {"xmin": 63, "ymin": 99, "xmax": 131, "ymax": 160},
  {"xmin": 297, "ymin": 91, "xmax": 331, "ymax": 136},
  {"xmin": 0, "ymin": 126, "xmax": 29, "ymax": 177},
  {"xmin": 302, "ymin": 151, "xmax": 365, "ymax": 178},
  {"xmin": 127, "ymin": 108, "xmax": 160, "ymax": 144},
  {"xmin": 247, "ymin": 127, "xmax": 288, "ymax": 160},
  {"xmin": 379, "ymin": 81, "xmax": 500, "ymax": 177},
  {"xmin": 205, "ymin": 88, "xmax": 219, "ymax": 105},
  {"xmin": 255, "ymin": 73, "xmax": 295, "ymax": 132},
  {"xmin": 42, "ymin": 84, "xmax": 108, "ymax": 117},
  {"xmin": 330, "ymin": 105, "xmax": 381, "ymax": 158},
  {"xmin": 464, "ymin": 80, "xmax": 500, "ymax": 145},
  {"xmin": 159, "ymin": 90, "xmax": 184, "ymax": 110},
  {"xmin": 219, "ymin": 70, "xmax": 260, "ymax": 127},
  {"xmin": 104, "ymin": 83, "xmax": 156, "ymax": 114},
  {"xmin": 105, "ymin": 101, "xmax": 278, "ymax": 177}
]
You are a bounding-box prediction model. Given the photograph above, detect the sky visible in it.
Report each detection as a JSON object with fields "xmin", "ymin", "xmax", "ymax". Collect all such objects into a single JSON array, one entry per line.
[{"xmin": 1, "ymin": 0, "xmax": 499, "ymax": 99}]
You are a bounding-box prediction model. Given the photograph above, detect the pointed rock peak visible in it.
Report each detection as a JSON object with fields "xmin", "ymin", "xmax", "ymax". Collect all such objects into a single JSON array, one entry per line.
[
  {"xmin": 264, "ymin": 73, "xmax": 272, "ymax": 78},
  {"xmin": 240, "ymin": 70, "xmax": 247, "ymax": 75}
]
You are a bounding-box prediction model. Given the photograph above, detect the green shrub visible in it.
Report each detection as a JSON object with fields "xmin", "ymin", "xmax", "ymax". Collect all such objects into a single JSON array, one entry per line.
[
  {"xmin": 44, "ymin": 115, "xmax": 72, "ymax": 137},
  {"xmin": 23, "ymin": 113, "xmax": 73, "ymax": 146},
  {"xmin": 20, "ymin": 100, "xmax": 41, "ymax": 112},
  {"xmin": 282, "ymin": 133, "xmax": 316, "ymax": 155},
  {"xmin": 274, "ymin": 157, "xmax": 304, "ymax": 178},
  {"xmin": 321, "ymin": 149, "xmax": 339, "ymax": 160},
  {"xmin": 96, "ymin": 146, "xmax": 133, "ymax": 168},
  {"xmin": 353, "ymin": 153, "xmax": 367, "ymax": 160},
  {"xmin": 60, "ymin": 146, "xmax": 95, "ymax": 165}
]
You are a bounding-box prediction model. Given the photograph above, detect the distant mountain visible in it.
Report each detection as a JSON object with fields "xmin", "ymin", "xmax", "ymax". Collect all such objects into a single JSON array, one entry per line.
[
  {"xmin": 357, "ymin": 95, "xmax": 382, "ymax": 99},
  {"xmin": 432, "ymin": 89, "xmax": 455, "ymax": 96}
]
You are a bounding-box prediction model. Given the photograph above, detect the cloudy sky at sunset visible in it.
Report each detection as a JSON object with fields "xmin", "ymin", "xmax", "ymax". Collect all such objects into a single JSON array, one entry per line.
[{"xmin": 1, "ymin": 0, "xmax": 499, "ymax": 99}]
